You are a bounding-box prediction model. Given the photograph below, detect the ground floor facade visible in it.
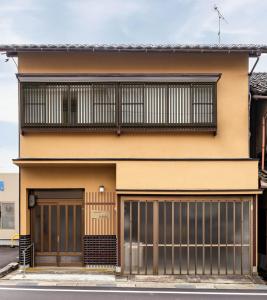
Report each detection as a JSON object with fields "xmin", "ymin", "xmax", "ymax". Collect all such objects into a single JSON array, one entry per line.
[{"xmin": 15, "ymin": 160, "xmax": 260, "ymax": 275}]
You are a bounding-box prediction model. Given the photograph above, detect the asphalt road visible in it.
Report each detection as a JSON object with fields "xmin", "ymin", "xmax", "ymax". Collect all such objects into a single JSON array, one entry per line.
[
  {"xmin": 0, "ymin": 247, "xmax": 19, "ymax": 269},
  {"xmin": 0, "ymin": 287, "xmax": 267, "ymax": 300}
]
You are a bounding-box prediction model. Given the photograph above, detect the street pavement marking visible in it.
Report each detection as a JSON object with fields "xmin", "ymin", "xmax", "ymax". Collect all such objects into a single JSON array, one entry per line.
[{"xmin": 0, "ymin": 287, "xmax": 267, "ymax": 296}]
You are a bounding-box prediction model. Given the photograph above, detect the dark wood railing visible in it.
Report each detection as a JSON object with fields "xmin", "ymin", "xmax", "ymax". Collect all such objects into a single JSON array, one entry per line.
[{"xmin": 21, "ymin": 82, "xmax": 216, "ymax": 132}]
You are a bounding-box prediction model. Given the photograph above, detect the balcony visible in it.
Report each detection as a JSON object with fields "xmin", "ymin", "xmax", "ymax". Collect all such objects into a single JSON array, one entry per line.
[{"xmin": 20, "ymin": 81, "xmax": 217, "ymax": 133}]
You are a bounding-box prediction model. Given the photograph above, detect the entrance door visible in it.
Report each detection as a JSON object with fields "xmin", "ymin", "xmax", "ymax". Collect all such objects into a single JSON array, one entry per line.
[
  {"xmin": 121, "ymin": 198, "xmax": 252, "ymax": 275},
  {"xmin": 31, "ymin": 197, "xmax": 83, "ymax": 266}
]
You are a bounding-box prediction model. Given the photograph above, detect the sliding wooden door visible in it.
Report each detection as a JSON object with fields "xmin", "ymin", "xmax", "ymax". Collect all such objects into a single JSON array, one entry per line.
[{"xmin": 31, "ymin": 198, "xmax": 84, "ymax": 266}]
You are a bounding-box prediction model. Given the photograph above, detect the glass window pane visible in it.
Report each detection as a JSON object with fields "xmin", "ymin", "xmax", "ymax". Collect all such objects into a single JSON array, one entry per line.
[
  {"xmin": 227, "ymin": 202, "xmax": 234, "ymax": 244},
  {"xmin": 2, "ymin": 203, "xmax": 15, "ymax": 229},
  {"xmin": 196, "ymin": 202, "xmax": 203, "ymax": 244},
  {"xmin": 93, "ymin": 84, "xmax": 116, "ymax": 123},
  {"xmin": 235, "ymin": 202, "xmax": 242, "ymax": 244},
  {"xmin": 211, "ymin": 202, "xmax": 218, "ymax": 244},
  {"xmin": 243, "ymin": 202, "xmax": 250, "ymax": 244},
  {"xmin": 189, "ymin": 203, "xmax": 195, "ymax": 244},
  {"xmin": 121, "ymin": 84, "xmax": 144, "ymax": 124},
  {"xmin": 43, "ymin": 205, "xmax": 49, "ymax": 252},
  {"xmin": 60, "ymin": 206, "xmax": 66, "ymax": 252},
  {"xmin": 144, "ymin": 85, "xmax": 166, "ymax": 124},
  {"xmin": 220, "ymin": 202, "xmax": 226, "ymax": 244},
  {"xmin": 68, "ymin": 206, "xmax": 74, "ymax": 251},
  {"xmin": 51, "ymin": 206, "xmax": 57, "ymax": 252}
]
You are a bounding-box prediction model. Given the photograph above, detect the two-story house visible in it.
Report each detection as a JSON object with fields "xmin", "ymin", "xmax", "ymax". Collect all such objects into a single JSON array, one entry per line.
[{"xmin": 1, "ymin": 44, "xmax": 265, "ymax": 276}]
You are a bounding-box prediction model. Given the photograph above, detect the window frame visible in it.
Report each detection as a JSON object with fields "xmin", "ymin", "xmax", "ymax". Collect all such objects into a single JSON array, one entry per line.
[{"xmin": 20, "ymin": 79, "xmax": 218, "ymax": 134}]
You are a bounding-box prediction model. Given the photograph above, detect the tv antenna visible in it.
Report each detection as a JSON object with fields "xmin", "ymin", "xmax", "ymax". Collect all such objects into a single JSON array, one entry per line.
[{"xmin": 214, "ymin": 5, "xmax": 228, "ymax": 44}]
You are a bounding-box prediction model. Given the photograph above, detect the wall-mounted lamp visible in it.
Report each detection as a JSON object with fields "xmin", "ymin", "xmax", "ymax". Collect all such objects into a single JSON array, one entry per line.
[
  {"xmin": 99, "ymin": 185, "xmax": 105, "ymax": 193},
  {"xmin": 28, "ymin": 194, "xmax": 36, "ymax": 208}
]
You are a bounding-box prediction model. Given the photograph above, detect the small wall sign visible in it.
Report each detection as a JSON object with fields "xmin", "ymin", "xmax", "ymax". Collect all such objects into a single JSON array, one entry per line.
[
  {"xmin": 0, "ymin": 181, "xmax": 4, "ymax": 191},
  {"xmin": 91, "ymin": 210, "xmax": 110, "ymax": 219}
]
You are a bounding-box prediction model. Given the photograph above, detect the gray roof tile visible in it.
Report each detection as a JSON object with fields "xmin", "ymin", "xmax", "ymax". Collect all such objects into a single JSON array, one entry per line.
[
  {"xmin": 250, "ymin": 73, "xmax": 267, "ymax": 95},
  {"xmin": 1, "ymin": 44, "xmax": 267, "ymax": 56}
]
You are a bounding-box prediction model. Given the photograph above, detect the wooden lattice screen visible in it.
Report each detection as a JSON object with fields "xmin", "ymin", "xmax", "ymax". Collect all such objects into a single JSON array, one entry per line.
[{"xmin": 85, "ymin": 192, "xmax": 117, "ymax": 235}]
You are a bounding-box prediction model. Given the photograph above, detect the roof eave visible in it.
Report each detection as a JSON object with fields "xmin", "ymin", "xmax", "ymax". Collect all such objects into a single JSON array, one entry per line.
[{"xmin": 3, "ymin": 48, "xmax": 264, "ymax": 57}]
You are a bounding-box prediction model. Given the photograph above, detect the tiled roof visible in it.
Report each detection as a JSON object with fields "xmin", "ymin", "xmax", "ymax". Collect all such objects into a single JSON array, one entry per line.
[
  {"xmin": 250, "ymin": 72, "xmax": 267, "ymax": 95},
  {"xmin": 1, "ymin": 44, "xmax": 267, "ymax": 56}
]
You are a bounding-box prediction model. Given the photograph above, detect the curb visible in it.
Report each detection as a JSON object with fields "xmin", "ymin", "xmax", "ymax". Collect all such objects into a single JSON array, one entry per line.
[{"xmin": 0, "ymin": 263, "xmax": 19, "ymax": 279}]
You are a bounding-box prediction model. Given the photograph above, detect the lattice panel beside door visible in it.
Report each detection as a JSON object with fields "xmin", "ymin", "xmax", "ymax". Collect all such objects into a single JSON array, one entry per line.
[{"xmin": 85, "ymin": 192, "xmax": 117, "ymax": 235}]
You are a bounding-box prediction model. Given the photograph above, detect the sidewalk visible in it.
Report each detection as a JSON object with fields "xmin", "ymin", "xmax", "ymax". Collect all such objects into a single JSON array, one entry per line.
[{"xmin": 0, "ymin": 267, "xmax": 266, "ymax": 290}]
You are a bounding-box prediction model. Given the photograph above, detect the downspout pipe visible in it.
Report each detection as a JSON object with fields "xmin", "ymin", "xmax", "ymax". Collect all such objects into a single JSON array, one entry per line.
[
  {"xmin": 249, "ymin": 55, "xmax": 260, "ymax": 76},
  {"xmin": 262, "ymin": 112, "xmax": 267, "ymax": 171}
]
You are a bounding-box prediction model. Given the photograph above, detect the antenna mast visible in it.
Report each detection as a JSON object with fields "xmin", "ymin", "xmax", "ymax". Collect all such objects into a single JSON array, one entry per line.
[{"xmin": 214, "ymin": 5, "xmax": 227, "ymax": 44}]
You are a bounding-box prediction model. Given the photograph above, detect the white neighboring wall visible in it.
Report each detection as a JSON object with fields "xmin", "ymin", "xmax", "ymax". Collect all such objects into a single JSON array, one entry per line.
[{"xmin": 0, "ymin": 173, "xmax": 19, "ymax": 246}]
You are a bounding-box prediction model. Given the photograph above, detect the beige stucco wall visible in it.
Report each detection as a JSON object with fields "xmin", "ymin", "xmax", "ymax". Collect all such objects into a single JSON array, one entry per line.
[
  {"xmin": 18, "ymin": 52, "xmax": 249, "ymax": 159},
  {"xmin": 0, "ymin": 173, "xmax": 19, "ymax": 244},
  {"xmin": 116, "ymin": 160, "xmax": 258, "ymax": 190}
]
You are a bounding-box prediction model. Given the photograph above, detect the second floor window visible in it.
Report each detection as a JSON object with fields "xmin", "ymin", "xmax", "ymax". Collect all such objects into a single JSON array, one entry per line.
[{"xmin": 22, "ymin": 81, "xmax": 216, "ymax": 131}]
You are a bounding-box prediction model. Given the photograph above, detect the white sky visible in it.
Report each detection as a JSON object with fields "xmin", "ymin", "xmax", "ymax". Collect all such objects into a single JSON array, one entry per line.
[{"xmin": 1, "ymin": 0, "xmax": 267, "ymax": 171}]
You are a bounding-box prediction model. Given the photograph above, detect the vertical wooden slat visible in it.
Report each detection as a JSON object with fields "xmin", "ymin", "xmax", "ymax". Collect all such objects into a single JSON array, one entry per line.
[
  {"xmin": 99, "ymin": 193, "xmax": 102, "ymax": 236},
  {"xmin": 233, "ymin": 201, "xmax": 236, "ymax": 275},
  {"xmin": 137, "ymin": 201, "xmax": 140, "ymax": 275},
  {"xmin": 153, "ymin": 201, "xmax": 159, "ymax": 275},
  {"xmin": 129, "ymin": 201, "xmax": 132, "ymax": 274},
  {"xmin": 226, "ymin": 201, "xmax": 228, "ymax": 275},
  {"xmin": 86, "ymin": 192, "xmax": 89, "ymax": 235},
  {"xmin": 195, "ymin": 201, "xmax": 197, "ymax": 275},
  {"xmin": 31, "ymin": 205, "xmax": 36, "ymax": 248},
  {"xmin": 250, "ymin": 199, "xmax": 253, "ymax": 274},
  {"xmin": 57, "ymin": 204, "xmax": 60, "ymax": 266},
  {"xmin": 218, "ymin": 201, "xmax": 220, "ymax": 275},
  {"xmin": 145, "ymin": 201, "xmax": 148, "ymax": 275},
  {"xmin": 210, "ymin": 201, "xmax": 212, "ymax": 275},
  {"xmin": 255, "ymin": 196, "xmax": 258, "ymax": 274},
  {"xmin": 114, "ymin": 193, "xmax": 117, "ymax": 236},
  {"xmin": 120, "ymin": 199, "xmax": 125, "ymax": 274},
  {"xmin": 241, "ymin": 201, "xmax": 243, "ymax": 275},
  {"xmin": 105, "ymin": 193, "xmax": 109, "ymax": 235},
  {"xmin": 187, "ymin": 202, "xmax": 189, "ymax": 275},
  {"xmin": 108, "ymin": 192, "xmax": 110, "ymax": 235},
  {"xmin": 73, "ymin": 205, "xmax": 77, "ymax": 252},
  {"xmin": 202, "ymin": 202, "xmax": 205, "ymax": 275},
  {"xmin": 48, "ymin": 205, "xmax": 51, "ymax": 252},
  {"xmin": 179, "ymin": 201, "xmax": 182, "ymax": 275},
  {"xmin": 95, "ymin": 192, "xmax": 98, "ymax": 235},
  {"xmin": 65, "ymin": 205, "xmax": 68, "ymax": 252},
  {"xmin": 164, "ymin": 201, "xmax": 166, "ymax": 274},
  {"xmin": 41, "ymin": 205, "xmax": 44, "ymax": 252},
  {"xmin": 171, "ymin": 202, "xmax": 174, "ymax": 275}
]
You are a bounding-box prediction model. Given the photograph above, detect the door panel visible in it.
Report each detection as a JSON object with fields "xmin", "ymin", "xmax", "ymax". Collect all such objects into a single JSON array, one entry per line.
[{"xmin": 31, "ymin": 198, "xmax": 83, "ymax": 266}]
